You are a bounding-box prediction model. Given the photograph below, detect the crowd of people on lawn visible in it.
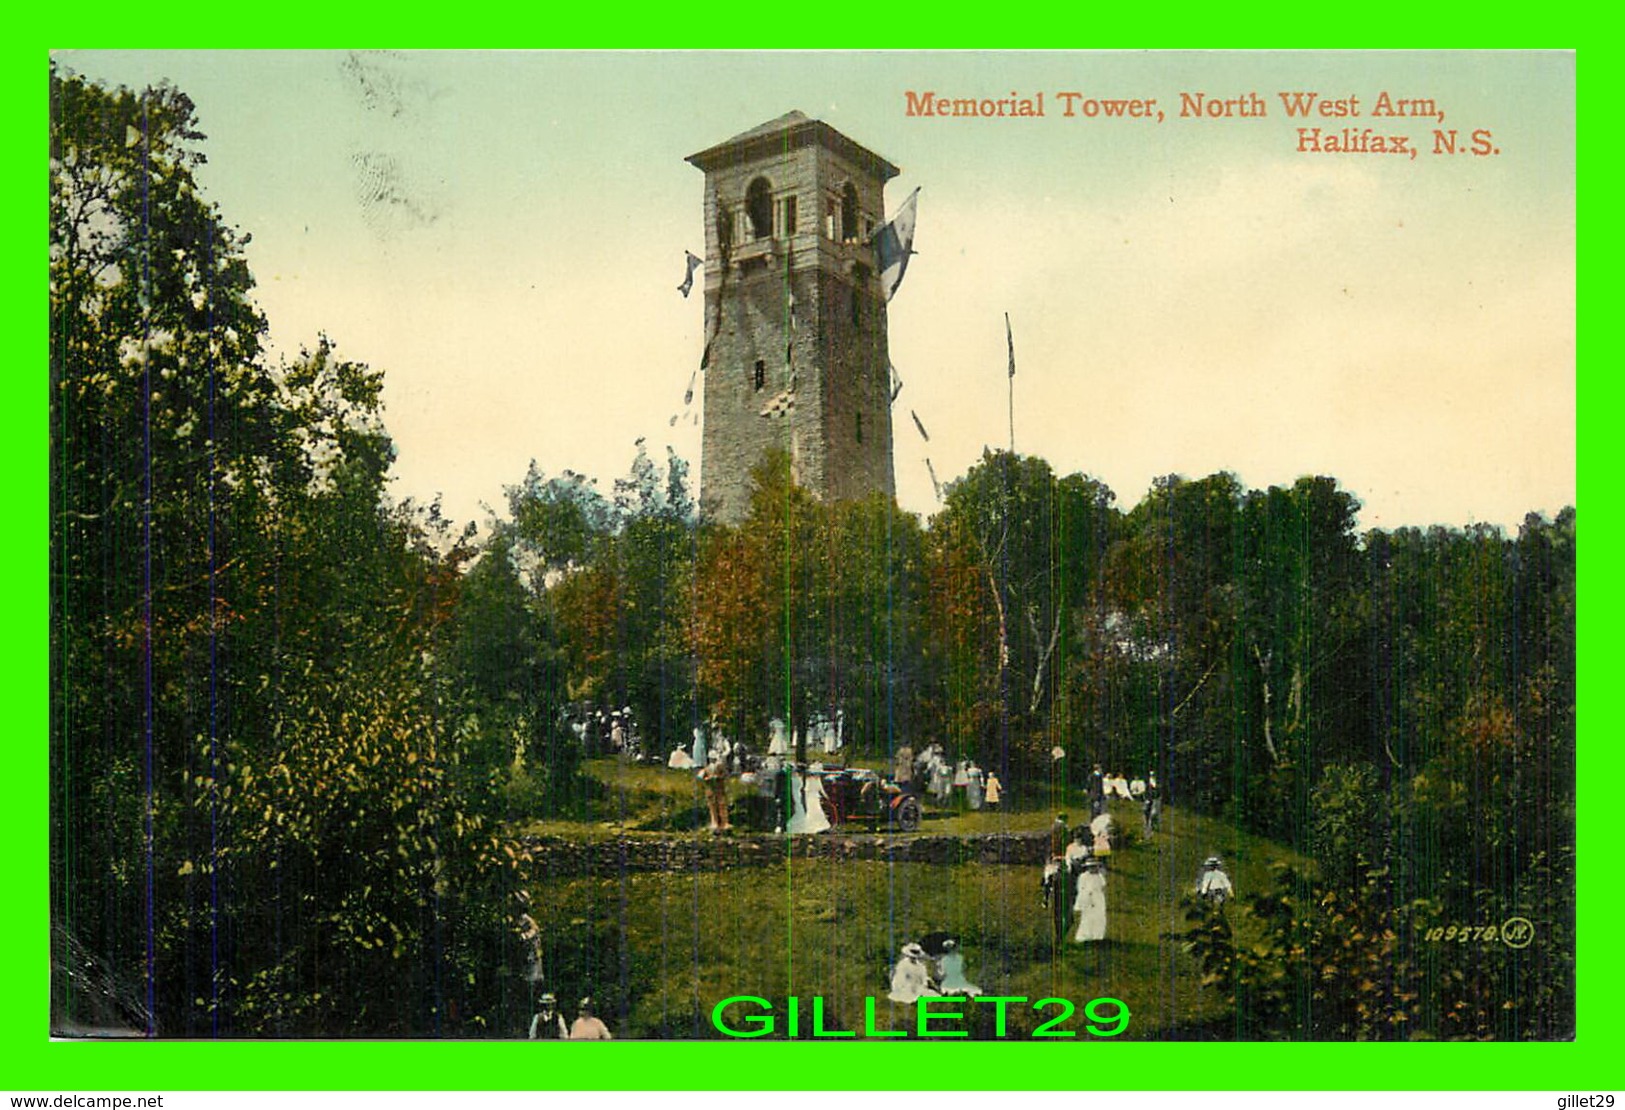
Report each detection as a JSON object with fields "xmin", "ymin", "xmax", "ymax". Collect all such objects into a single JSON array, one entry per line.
[
  {"xmin": 1032, "ymin": 764, "xmax": 1232, "ymax": 947},
  {"xmin": 524, "ymin": 737, "xmax": 1239, "ymax": 1039},
  {"xmin": 889, "ymin": 825, "xmax": 1234, "ymax": 1003},
  {"xmin": 658, "ymin": 719, "xmax": 1017, "ymax": 836}
]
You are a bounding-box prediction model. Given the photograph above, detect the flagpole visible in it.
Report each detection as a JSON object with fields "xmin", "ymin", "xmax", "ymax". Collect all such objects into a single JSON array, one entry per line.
[{"xmin": 1005, "ymin": 312, "xmax": 1015, "ymax": 456}]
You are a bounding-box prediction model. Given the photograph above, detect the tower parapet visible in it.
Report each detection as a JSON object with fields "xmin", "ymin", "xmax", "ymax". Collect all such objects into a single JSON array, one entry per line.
[{"xmin": 687, "ymin": 111, "xmax": 899, "ymax": 524}]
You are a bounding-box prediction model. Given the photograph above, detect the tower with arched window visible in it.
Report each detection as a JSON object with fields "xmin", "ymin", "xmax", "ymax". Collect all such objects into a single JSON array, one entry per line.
[{"xmin": 686, "ymin": 111, "xmax": 898, "ymax": 523}]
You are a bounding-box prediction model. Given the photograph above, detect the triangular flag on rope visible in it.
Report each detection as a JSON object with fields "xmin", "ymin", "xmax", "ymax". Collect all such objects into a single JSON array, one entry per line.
[
  {"xmin": 889, "ymin": 363, "xmax": 904, "ymax": 403},
  {"xmin": 699, "ymin": 243, "xmax": 731, "ymax": 369},
  {"xmin": 875, "ymin": 186, "xmax": 920, "ymax": 301},
  {"xmin": 925, "ymin": 458, "xmax": 942, "ymax": 501},
  {"xmin": 1006, "ymin": 312, "xmax": 1016, "ymax": 379},
  {"xmin": 683, "ymin": 369, "xmax": 697, "ymax": 407},
  {"xmin": 677, "ymin": 251, "xmax": 703, "ymax": 297},
  {"xmin": 911, "ymin": 410, "xmax": 930, "ymax": 442}
]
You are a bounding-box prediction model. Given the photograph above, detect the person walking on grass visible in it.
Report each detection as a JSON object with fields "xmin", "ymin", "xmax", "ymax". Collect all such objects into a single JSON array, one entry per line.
[
  {"xmin": 1064, "ymin": 826, "xmax": 1092, "ymax": 873},
  {"xmin": 1090, "ymin": 810, "xmax": 1114, "ymax": 859},
  {"xmin": 1041, "ymin": 857, "xmax": 1071, "ymax": 949},
  {"xmin": 529, "ymin": 992, "xmax": 567, "ymax": 1040},
  {"xmin": 1073, "ymin": 857, "xmax": 1108, "ymax": 942},
  {"xmin": 569, "ymin": 997, "xmax": 613, "ymax": 1040},
  {"xmin": 1198, "ymin": 856, "xmax": 1234, "ymax": 906}
]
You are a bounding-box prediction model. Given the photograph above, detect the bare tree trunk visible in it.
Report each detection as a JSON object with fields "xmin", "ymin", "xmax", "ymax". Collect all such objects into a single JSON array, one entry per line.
[
  {"xmin": 1252, "ymin": 644, "xmax": 1280, "ymax": 765},
  {"xmin": 1026, "ymin": 603, "xmax": 1062, "ymax": 716},
  {"xmin": 1287, "ymin": 661, "xmax": 1305, "ymax": 737},
  {"xmin": 985, "ymin": 563, "xmax": 1010, "ymax": 675},
  {"xmin": 1172, "ymin": 653, "xmax": 1221, "ymax": 719}
]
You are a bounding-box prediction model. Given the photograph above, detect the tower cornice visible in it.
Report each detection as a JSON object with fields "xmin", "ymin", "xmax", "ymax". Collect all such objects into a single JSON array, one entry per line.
[{"xmin": 686, "ymin": 110, "xmax": 900, "ymax": 182}]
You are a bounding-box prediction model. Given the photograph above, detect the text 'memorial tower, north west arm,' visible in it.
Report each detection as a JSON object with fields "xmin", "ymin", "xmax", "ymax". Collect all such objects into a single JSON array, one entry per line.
[{"xmin": 687, "ymin": 111, "xmax": 898, "ymax": 524}]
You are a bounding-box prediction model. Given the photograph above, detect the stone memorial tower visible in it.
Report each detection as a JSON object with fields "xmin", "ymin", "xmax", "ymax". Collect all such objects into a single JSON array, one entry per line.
[{"xmin": 686, "ymin": 111, "xmax": 898, "ymax": 524}]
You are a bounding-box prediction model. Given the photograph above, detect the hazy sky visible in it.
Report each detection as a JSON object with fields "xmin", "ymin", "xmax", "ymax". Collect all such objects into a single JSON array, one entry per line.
[{"xmin": 54, "ymin": 50, "xmax": 1575, "ymax": 533}]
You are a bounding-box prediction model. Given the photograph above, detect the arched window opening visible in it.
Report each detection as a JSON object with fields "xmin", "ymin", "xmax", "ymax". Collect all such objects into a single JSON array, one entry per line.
[
  {"xmin": 716, "ymin": 205, "xmax": 733, "ymax": 257},
  {"xmin": 746, "ymin": 177, "xmax": 773, "ymax": 240},
  {"xmin": 841, "ymin": 182, "xmax": 859, "ymax": 242},
  {"xmin": 855, "ymin": 411, "xmax": 864, "ymax": 444},
  {"xmin": 753, "ymin": 360, "xmax": 766, "ymax": 391}
]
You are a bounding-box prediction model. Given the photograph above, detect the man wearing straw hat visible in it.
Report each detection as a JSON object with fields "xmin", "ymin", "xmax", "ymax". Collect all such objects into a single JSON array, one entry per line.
[{"xmin": 528, "ymin": 992, "xmax": 567, "ymax": 1040}]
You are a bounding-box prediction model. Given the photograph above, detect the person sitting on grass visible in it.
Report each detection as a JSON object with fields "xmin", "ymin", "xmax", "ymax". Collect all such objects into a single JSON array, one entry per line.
[
  {"xmin": 918, "ymin": 931, "xmax": 981, "ymax": 996},
  {"xmin": 936, "ymin": 937, "xmax": 982, "ymax": 997},
  {"xmin": 888, "ymin": 942, "xmax": 939, "ymax": 1004}
]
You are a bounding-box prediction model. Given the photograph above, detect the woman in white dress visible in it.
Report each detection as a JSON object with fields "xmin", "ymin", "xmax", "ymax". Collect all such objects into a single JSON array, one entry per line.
[
  {"xmin": 786, "ymin": 768, "xmax": 831, "ymax": 834},
  {"xmin": 1073, "ymin": 858, "xmax": 1107, "ymax": 942},
  {"xmin": 888, "ymin": 943, "xmax": 938, "ymax": 1004},
  {"xmin": 1063, "ymin": 827, "xmax": 1091, "ymax": 873},
  {"xmin": 1090, "ymin": 811, "xmax": 1114, "ymax": 858}
]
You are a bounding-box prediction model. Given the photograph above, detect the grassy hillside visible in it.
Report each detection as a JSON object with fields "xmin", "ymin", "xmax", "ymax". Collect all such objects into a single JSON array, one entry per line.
[{"xmin": 523, "ymin": 760, "xmax": 1311, "ymax": 1039}]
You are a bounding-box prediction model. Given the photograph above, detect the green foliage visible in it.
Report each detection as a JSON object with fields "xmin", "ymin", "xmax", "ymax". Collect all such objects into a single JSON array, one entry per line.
[
  {"xmin": 52, "ymin": 62, "xmax": 278, "ymax": 1031},
  {"xmin": 1181, "ymin": 856, "xmax": 1573, "ymax": 1040},
  {"xmin": 51, "ymin": 67, "xmax": 533, "ymax": 1036},
  {"xmin": 688, "ymin": 451, "xmax": 928, "ymax": 754},
  {"xmin": 1307, "ymin": 762, "xmax": 1383, "ymax": 889},
  {"xmin": 52, "ymin": 64, "xmax": 1573, "ymax": 1041},
  {"xmin": 199, "ymin": 664, "xmax": 533, "ymax": 1034},
  {"xmin": 927, "ymin": 450, "xmax": 1119, "ymax": 782}
]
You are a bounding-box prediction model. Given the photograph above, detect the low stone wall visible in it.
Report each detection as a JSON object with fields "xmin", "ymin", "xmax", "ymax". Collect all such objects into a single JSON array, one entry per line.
[{"xmin": 518, "ymin": 831, "xmax": 1050, "ymax": 877}]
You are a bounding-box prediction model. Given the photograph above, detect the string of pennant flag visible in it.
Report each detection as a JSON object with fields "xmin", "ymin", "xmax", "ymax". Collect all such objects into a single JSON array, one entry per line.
[{"xmin": 663, "ymin": 186, "xmax": 1017, "ymax": 505}]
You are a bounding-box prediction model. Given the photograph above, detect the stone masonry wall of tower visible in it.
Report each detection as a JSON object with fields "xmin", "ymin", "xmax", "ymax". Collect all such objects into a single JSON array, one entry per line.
[{"xmin": 688, "ymin": 113, "xmax": 897, "ymax": 524}]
